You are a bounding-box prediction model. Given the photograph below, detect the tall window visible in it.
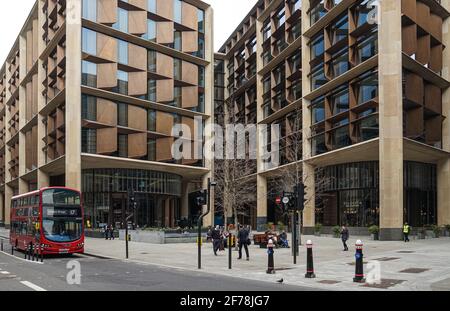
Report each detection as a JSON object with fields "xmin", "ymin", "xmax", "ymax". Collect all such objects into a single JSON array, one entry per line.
[
  {"xmin": 329, "ymin": 15, "xmax": 348, "ymax": 45},
  {"xmin": 82, "ymin": 95, "xmax": 97, "ymax": 120},
  {"xmin": 274, "ymin": 7, "xmax": 286, "ymax": 29},
  {"xmin": 82, "ymin": 0, "xmax": 97, "ymax": 21},
  {"xmin": 148, "ymin": 0, "xmax": 156, "ymax": 13},
  {"xmin": 174, "ymin": 0, "xmax": 182, "ymax": 24},
  {"xmin": 148, "ymin": 80, "xmax": 156, "ymax": 101},
  {"xmin": 116, "ymin": 71, "xmax": 128, "ymax": 95},
  {"xmin": 174, "ymin": 59, "xmax": 182, "ymax": 80},
  {"xmin": 198, "ymin": 9, "xmax": 205, "ymax": 33},
  {"xmin": 118, "ymin": 103, "xmax": 128, "ymax": 127},
  {"xmin": 82, "ymin": 128, "xmax": 97, "ymax": 154},
  {"xmin": 148, "ymin": 139, "xmax": 156, "ymax": 161},
  {"xmin": 82, "ymin": 61, "xmax": 97, "ymax": 87},
  {"xmin": 148, "ymin": 50, "xmax": 157, "ymax": 72},
  {"xmin": 311, "ymin": 96, "xmax": 325, "ymax": 124},
  {"xmin": 174, "ymin": 31, "xmax": 182, "ymax": 51},
  {"xmin": 357, "ymin": 72, "xmax": 378, "ymax": 104},
  {"xmin": 148, "ymin": 110, "xmax": 156, "ymax": 131},
  {"xmin": 118, "ymin": 40, "xmax": 128, "ymax": 65},
  {"xmin": 113, "ymin": 8, "xmax": 128, "ymax": 33},
  {"xmin": 263, "ymin": 20, "xmax": 271, "ymax": 41},
  {"xmin": 198, "ymin": 66, "xmax": 205, "ymax": 87},
  {"xmin": 330, "ymin": 87, "xmax": 349, "ymax": 115},
  {"xmin": 118, "ymin": 135, "xmax": 128, "ymax": 158},
  {"xmin": 82, "ymin": 28, "xmax": 96, "ymax": 55},
  {"xmin": 146, "ymin": 19, "xmax": 156, "ymax": 42},
  {"xmin": 173, "ymin": 87, "xmax": 182, "ymax": 107}
]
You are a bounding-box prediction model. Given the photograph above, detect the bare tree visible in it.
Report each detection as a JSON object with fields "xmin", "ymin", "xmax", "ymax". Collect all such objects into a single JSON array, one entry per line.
[{"xmin": 214, "ymin": 91, "xmax": 257, "ymax": 230}]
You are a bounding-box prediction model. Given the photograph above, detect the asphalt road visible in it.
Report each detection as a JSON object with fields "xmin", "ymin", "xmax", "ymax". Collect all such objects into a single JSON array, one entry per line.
[{"xmin": 0, "ymin": 248, "xmax": 316, "ymax": 291}]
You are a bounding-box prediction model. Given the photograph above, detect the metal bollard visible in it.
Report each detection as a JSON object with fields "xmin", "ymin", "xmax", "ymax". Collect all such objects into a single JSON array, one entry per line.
[
  {"xmin": 353, "ymin": 240, "xmax": 365, "ymax": 283},
  {"xmin": 40, "ymin": 244, "xmax": 44, "ymax": 263},
  {"xmin": 305, "ymin": 240, "xmax": 316, "ymax": 278},
  {"xmin": 11, "ymin": 243, "xmax": 14, "ymax": 256},
  {"xmin": 1, "ymin": 239, "xmax": 3, "ymax": 252},
  {"xmin": 228, "ymin": 234, "xmax": 232, "ymax": 269},
  {"xmin": 32, "ymin": 243, "xmax": 35, "ymax": 262},
  {"xmin": 266, "ymin": 238, "xmax": 275, "ymax": 274}
]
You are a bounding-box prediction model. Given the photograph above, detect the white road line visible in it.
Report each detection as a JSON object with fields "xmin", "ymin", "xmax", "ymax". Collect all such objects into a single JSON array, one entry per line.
[
  {"xmin": 1, "ymin": 271, "xmax": 10, "ymax": 274},
  {"xmin": 0, "ymin": 251, "xmax": 44, "ymax": 265},
  {"xmin": 20, "ymin": 281, "xmax": 47, "ymax": 292}
]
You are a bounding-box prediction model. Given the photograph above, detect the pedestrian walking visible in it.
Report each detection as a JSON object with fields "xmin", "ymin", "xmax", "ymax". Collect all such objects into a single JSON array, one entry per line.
[
  {"xmin": 237, "ymin": 225, "xmax": 250, "ymax": 261},
  {"xmin": 340, "ymin": 225, "xmax": 349, "ymax": 251},
  {"xmin": 109, "ymin": 225, "xmax": 115, "ymax": 240},
  {"xmin": 206, "ymin": 226, "xmax": 212, "ymax": 242},
  {"xmin": 104, "ymin": 225, "xmax": 110, "ymax": 240},
  {"xmin": 212, "ymin": 225, "xmax": 221, "ymax": 256},
  {"xmin": 403, "ymin": 222, "xmax": 411, "ymax": 242}
]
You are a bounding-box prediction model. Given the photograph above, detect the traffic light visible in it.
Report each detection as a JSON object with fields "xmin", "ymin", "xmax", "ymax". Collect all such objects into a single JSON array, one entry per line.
[
  {"xmin": 295, "ymin": 183, "xmax": 307, "ymax": 211},
  {"xmin": 128, "ymin": 188, "xmax": 137, "ymax": 210},
  {"xmin": 195, "ymin": 190, "xmax": 208, "ymax": 207}
]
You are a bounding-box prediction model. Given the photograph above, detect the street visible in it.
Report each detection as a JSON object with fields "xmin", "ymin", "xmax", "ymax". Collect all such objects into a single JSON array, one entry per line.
[{"xmin": 0, "ymin": 250, "xmax": 315, "ymax": 291}]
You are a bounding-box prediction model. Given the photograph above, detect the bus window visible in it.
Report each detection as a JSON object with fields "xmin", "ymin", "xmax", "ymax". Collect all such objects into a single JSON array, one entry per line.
[{"xmin": 32, "ymin": 207, "xmax": 39, "ymax": 217}]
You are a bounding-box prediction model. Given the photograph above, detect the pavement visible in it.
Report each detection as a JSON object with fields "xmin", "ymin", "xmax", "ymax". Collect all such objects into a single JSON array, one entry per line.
[
  {"xmin": 83, "ymin": 232, "xmax": 450, "ymax": 291},
  {"xmin": 1, "ymin": 227, "xmax": 450, "ymax": 291}
]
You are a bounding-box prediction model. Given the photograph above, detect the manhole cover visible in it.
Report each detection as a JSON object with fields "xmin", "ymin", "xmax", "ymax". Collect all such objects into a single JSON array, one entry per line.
[
  {"xmin": 373, "ymin": 257, "xmax": 400, "ymax": 262},
  {"xmin": 318, "ymin": 280, "xmax": 341, "ymax": 284},
  {"xmin": 400, "ymin": 268, "xmax": 430, "ymax": 274},
  {"xmin": 362, "ymin": 279, "xmax": 405, "ymax": 289},
  {"xmin": 397, "ymin": 251, "xmax": 415, "ymax": 254}
]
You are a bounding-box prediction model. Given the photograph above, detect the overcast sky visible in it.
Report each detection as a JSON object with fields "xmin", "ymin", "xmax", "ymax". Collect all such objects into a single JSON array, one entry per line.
[{"xmin": 0, "ymin": 0, "xmax": 257, "ymax": 65}]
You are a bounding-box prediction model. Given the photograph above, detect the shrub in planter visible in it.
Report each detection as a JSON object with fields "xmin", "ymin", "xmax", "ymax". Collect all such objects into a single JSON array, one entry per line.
[
  {"xmin": 431, "ymin": 225, "xmax": 441, "ymax": 238},
  {"xmin": 417, "ymin": 227, "xmax": 426, "ymax": 239},
  {"xmin": 277, "ymin": 221, "xmax": 286, "ymax": 232},
  {"xmin": 314, "ymin": 223, "xmax": 323, "ymax": 236},
  {"xmin": 368, "ymin": 225, "xmax": 380, "ymax": 240},
  {"xmin": 444, "ymin": 225, "xmax": 450, "ymax": 237},
  {"xmin": 332, "ymin": 226, "xmax": 341, "ymax": 238},
  {"xmin": 266, "ymin": 222, "xmax": 274, "ymax": 232}
]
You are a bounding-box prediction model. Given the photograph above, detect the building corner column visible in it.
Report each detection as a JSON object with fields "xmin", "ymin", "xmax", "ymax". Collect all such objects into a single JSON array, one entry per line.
[
  {"xmin": 65, "ymin": 0, "xmax": 82, "ymax": 190},
  {"xmin": 378, "ymin": 0, "xmax": 404, "ymax": 240}
]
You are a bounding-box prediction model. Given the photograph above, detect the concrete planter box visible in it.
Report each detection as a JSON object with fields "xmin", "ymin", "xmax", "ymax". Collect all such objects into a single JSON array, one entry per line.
[
  {"xmin": 119, "ymin": 230, "xmax": 204, "ymax": 244},
  {"xmin": 85, "ymin": 230, "xmax": 119, "ymax": 239},
  {"xmin": 371, "ymin": 233, "xmax": 379, "ymax": 241}
]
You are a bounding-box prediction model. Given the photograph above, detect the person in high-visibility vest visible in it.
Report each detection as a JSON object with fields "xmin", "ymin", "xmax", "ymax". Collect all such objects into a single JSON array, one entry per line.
[{"xmin": 403, "ymin": 223, "xmax": 411, "ymax": 242}]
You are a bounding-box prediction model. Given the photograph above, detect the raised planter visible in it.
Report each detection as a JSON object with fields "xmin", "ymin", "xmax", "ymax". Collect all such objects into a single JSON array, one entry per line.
[
  {"xmin": 119, "ymin": 230, "xmax": 205, "ymax": 244},
  {"xmin": 85, "ymin": 230, "xmax": 119, "ymax": 239},
  {"xmin": 371, "ymin": 233, "xmax": 379, "ymax": 241}
]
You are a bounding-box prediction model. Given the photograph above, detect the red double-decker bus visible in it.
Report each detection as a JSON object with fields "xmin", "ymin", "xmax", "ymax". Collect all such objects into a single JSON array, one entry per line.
[{"xmin": 10, "ymin": 187, "xmax": 84, "ymax": 255}]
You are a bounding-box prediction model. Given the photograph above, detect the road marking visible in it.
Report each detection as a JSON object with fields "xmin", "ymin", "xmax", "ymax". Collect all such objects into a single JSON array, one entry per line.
[
  {"xmin": 20, "ymin": 281, "xmax": 47, "ymax": 291},
  {"xmin": 1, "ymin": 271, "xmax": 10, "ymax": 274},
  {"xmin": 0, "ymin": 251, "xmax": 44, "ymax": 265}
]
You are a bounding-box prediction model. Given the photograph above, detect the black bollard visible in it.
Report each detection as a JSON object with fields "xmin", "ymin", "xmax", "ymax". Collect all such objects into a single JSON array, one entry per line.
[
  {"xmin": 305, "ymin": 240, "xmax": 316, "ymax": 278},
  {"xmin": 353, "ymin": 240, "xmax": 365, "ymax": 283},
  {"xmin": 228, "ymin": 234, "xmax": 232, "ymax": 269},
  {"xmin": 266, "ymin": 238, "xmax": 275, "ymax": 274},
  {"xmin": 11, "ymin": 243, "xmax": 14, "ymax": 256},
  {"xmin": 40, "ymin": 244, "xmax": 44, "ymax": 263},
  {"xmin": 1, "ymin": 239, "xmax": 3, "ymax": 252},
  {"xmin": 32, "ymin": 243, "xmax": 36, "ymax": 262}
]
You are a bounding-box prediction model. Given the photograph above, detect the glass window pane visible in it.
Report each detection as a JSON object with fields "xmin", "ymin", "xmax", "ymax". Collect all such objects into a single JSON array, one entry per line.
[
  {"xmin": 82, "ymin": 28, "xmax": 97, "ymax": 55},
  {"xmin": 82, "ymin": 0, "xmax": 97, "ymax": 21}
]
